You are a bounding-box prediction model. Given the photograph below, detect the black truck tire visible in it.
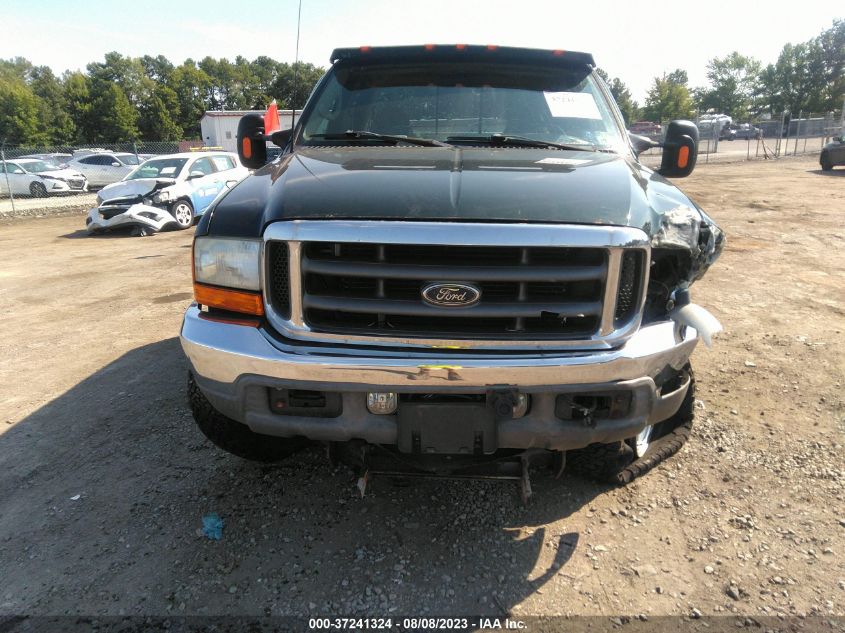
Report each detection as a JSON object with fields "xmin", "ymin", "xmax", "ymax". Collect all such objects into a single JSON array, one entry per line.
[
  {"xmin": 188, "ymin": 373, "xmax": 309, "ymax": 462},
  {"xmin": 567, "ymin": 368, "xmax": 695, "ymax": 485}
]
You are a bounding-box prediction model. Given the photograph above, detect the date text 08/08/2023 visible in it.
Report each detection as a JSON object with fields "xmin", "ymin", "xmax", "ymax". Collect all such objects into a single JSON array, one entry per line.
[{"xmin": 307, "ymin": 617, "xmax": 528, "ymax": 630}]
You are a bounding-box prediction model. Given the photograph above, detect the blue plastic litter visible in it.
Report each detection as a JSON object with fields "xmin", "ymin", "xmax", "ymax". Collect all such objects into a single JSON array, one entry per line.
[{"xmin": 202, "ymin": 513, "xmax": 224, "ymax": 540}]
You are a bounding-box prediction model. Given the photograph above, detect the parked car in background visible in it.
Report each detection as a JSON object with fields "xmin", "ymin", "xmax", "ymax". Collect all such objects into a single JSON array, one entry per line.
[
  {"xmin": 68, "ymin": 151, "xmax": 142, "ymax": 188},
  {"xmin": 629, "ymin": 121, "xmax": 662, "ymax": 137},
  {"xmin": 19, "ymin": 153, "xmax": 73, "ymax": 168},
  {"xmin": 820, "ymin": 133, "xmax": 845, "ymax": 171},
  {"xmin": 86, "ymin": 152, "xmax": 247, "ymax": 235},
  {"xmin": 733, "ymin": 124, "xmax": 760, "ymax": 140},
  {"xmin": 719, "ymin": 124, "xmax": 736, "ymax": 141},
  {"xmin": 0, "ymin": 158, "xmax": 88, "ymax": 196}
]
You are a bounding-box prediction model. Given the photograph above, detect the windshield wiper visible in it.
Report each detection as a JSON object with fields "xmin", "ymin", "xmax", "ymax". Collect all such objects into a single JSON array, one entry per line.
[
  {"xmin": 446, "ymin": 133, "xmax": 596, "ymax": 152},
  {"xmin": 314, "ymin": 130, "xmax": 452, "ymax": 148}
]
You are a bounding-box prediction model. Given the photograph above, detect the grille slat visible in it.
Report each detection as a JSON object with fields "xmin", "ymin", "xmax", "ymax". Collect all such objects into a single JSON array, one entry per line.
[
  {"xmin": 303, "ymin": 294, "xmax": 602, "ymax": 318},
  {"xmin": 301, "ymin": 257, "xmax": 607, "ymax": 282}
]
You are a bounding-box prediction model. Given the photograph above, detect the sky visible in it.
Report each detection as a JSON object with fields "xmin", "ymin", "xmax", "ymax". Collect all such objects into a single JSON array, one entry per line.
[{"xmin": 2, "ymin": 0, "xmax": 840, "ymax": 102}]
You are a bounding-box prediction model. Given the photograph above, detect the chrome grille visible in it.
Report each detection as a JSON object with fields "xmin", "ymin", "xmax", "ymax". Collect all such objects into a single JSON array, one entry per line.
[
  {"xmin": 299, "ymin": 243, "xmax": 605, "ymax": 337},
  {"xmin": 263, "ymin": 221, "xmax": 650, "ymax": 350}
]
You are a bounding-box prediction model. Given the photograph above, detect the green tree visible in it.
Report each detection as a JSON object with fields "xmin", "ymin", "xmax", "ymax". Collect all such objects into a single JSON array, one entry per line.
[
  {"xmin": 695, "ymin": 52, "xmax": 762, "ymax": 119},
  {"xmin": 171, "ymin": 60, "xmax": 212, "ymax": 138},
  {"xmin": 806, "ymin": 20, "xmax": 844, "ymax": 111},
  {"xmin": 138, "ymin": 83, "xmax": 182, "ymax": 140},
  {"xmin": 595, "ymin": 68, "xmax": 638, "ymax": 124},
  {"xmin": 250, "ymin": 56, "xmax": 283, "ymax": 108},
  {"xmin": 63, "ymin": 71, "xmax": 92, "ymax": 142},
  {"xmin": 140, "ymin": 54, "xmax": 174, "ymax": 84},
  {"xmin": 0, "ymin": 78, "xmax": 41, "ymax": 144},
  {"xmin": 757, "ymin": 20, "xmax": 844, "ymax": 115},
  {"xmin": 665, "ymin": 69, "xmax": 689, "ymax": 86},
  {"xmin": 87, "ymin": 82, "xmax": 139, "ymax": 142},
  {"xmin": 269, "ymin": 62, "xmax": 325, "ymax": 109},
  {"xmin": 30, "ymin": 66, "xmax": 76, "ymax": 143},
  {"xmin": 0, "ymin": 57, "xmax": 34, "ymax": 82},
  {"xmin": 87, "ymin": 52, "xmax": 146, "ymax": 106},
  {"xmin": 642, "ymin": 71, "xmax": 695, "ymax": 122}
]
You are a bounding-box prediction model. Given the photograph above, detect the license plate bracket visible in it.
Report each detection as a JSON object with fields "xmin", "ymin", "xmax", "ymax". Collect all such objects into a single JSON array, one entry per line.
[{"xmin": 397, "ymin": 402, "xmax": 497, "ymax": 455}]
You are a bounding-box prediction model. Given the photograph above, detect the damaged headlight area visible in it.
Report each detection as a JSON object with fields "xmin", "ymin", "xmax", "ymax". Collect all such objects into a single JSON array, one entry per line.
[
  {"xmin": 644, "ymin": 205, "xmax": 725, "ymax": 327},
  {"xmin": 150, "ymin": 190, "xmax": 172, "ymax": 205}
]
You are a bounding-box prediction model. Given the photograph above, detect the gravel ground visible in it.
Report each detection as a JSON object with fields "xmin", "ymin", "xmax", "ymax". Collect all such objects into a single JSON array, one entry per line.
[{"xmin": 0, "ymin": 156, "xmax": 843, "ymax": 625}]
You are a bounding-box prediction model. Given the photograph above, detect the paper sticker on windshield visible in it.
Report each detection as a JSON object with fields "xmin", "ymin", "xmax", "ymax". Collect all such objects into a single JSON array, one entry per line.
[
  {"xmin": 535, "ymin": 157, "xmax": 591, "ymax": 166},
  {"xmin": 544, "ymin": 92, "xmax": 602, "ymax": 120},
  {"xmin": 160, "ymin": 166, "xmax": 178, "ymax": 176}
]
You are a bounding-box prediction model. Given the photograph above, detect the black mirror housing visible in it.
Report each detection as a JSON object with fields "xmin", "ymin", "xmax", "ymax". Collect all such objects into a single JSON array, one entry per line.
[
  {"xmin": 237, "ymin": 114, "xmax": 268, "ymax": 169},
  {"xmin": 658, "ymin": 120, "xmax": 698, "ymax": 178}
]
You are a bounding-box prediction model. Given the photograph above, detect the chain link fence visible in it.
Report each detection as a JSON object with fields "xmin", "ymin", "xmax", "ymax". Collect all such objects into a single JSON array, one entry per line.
[
  {"xmin": 638, "ymin": 110, "xmax": 843, "ymax": 167},
  {"xmin": 0, "ymin": 141, "xmax": 206, "ymax": 203}
]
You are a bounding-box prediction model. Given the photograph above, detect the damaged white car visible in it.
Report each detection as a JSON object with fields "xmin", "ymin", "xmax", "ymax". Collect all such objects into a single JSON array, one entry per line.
[{"xmin": 86, "ymin": 152, "xmax": 247, "ymax": 236}]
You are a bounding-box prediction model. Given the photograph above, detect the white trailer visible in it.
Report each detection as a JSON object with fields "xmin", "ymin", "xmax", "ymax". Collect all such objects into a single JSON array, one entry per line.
[{"xmin": 200, "ymin": 110, "xmax": 301, "ymax": 152}]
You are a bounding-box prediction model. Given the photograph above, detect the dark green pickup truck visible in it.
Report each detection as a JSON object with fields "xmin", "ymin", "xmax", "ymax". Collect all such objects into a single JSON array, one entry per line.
[{"xmin": 181, "ymin": 45, "xmax": 724, "ymax": 497}]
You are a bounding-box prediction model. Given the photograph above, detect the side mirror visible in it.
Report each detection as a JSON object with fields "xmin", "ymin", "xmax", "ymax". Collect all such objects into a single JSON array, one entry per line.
[
  {"xmin": 629, "ymin": 132, "xmax": 658, "ymax": 155},
  {"xmin": 237, "ymin": 113, "xmax": 267, "ymax": 169},
  {"xmin": 187, "ymin": 171, "xmax": 205, "ymax": 180},
  {"xmin": 111, "ymin": 162, "xmax": 121, "ymax": 167},
  {"xmin": 658, "ymin": 120, "xmax": 698, "ymax": 178}
]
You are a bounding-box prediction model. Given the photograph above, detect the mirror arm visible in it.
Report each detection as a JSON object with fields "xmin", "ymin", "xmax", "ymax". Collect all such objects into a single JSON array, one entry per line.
[{"xmin": 270, "ymin": 129, "xmax": 293, "ymax": 148}]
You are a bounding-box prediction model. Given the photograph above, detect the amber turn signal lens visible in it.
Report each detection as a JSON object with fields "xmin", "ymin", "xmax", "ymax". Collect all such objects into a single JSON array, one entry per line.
[
  {"xmin": 677, "ymin": 145, "xmax": 690, "ymax": 169},
  {"xmin": 194, "ymin": 282, "xmax": 264, "ymax": 316},
  {"xmin": 242, "ymin": 136, "xmax": 252, "ymax": 159}
]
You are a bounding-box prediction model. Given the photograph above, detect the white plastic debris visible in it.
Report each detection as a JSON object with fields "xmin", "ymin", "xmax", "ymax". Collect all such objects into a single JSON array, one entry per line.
[{"xmin": 670, "ymin": 303, "xmax": 723, "ymax": 348}]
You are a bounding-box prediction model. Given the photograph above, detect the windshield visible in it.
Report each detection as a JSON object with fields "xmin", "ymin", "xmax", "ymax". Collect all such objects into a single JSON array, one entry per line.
[
  {"xmin": 125, "ymin": 158, "xmax": 188, "ymax": 180},
  {"xmin": 21, "ymin": 160, "xmax": 59, "ymax": 173},
  {"xmin": 116, "ymin": 153, "xmax": 140, "ymax": 165},
  {"xmin": 299, "ymin": 62, "xmax": 626, "ymax": 151}
]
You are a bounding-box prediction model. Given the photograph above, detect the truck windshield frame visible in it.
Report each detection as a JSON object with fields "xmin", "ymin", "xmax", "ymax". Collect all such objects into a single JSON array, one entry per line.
[{"xmin": 295, "ymin": 61, "xmax": 629, "ymax": 153}]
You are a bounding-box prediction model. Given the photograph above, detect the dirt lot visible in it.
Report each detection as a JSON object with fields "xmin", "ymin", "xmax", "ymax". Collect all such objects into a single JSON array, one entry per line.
[{"xmin": 0, "ymin": 156, "xmax": 843, "ymax": 626}]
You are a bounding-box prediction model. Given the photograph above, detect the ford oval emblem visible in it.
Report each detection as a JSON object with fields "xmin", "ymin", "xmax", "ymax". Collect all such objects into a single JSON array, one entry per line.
[{"xmin": 421, "ymin": 282, "xmax": 481, "ymax": 308}]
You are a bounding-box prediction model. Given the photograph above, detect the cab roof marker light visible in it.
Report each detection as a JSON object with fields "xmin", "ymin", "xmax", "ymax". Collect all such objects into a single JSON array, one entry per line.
[
  {"xmin": 359, "ymin": 46, "xmax": 371, "ymax": 53},
  {"xmin": 424, "ymin": 44, "xmax": 436, "ymax": 51},
  {"xmin": 455, "ymin": 44, "xmax": 467, "ymax": 50},
  {"xmin": 553, "ymin": 49, "xmax": 566, "ymax": 56},
  {"xmin": 486, "ymin": 45, "xmax": 498, "ymax": 51}
]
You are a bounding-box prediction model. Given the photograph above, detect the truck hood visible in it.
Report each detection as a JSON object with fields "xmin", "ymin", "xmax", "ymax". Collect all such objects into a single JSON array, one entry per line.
[
  {"xmin": 203, "ymin": 146, "xmax": 702, "ymax": 238},
  {"xmin": 99, "ymin": 178, "xmax": 176, "ymax": 202}
]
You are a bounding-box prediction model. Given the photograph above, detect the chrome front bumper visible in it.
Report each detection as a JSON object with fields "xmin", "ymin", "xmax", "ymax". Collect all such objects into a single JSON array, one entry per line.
[{"xmin": 181, "ymin": 305, "xmax": 700, "ymax": 451}]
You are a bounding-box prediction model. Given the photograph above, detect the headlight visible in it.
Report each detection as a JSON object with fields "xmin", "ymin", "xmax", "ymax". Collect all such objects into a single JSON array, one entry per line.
[
  {"xmin": 194, "ymin": 237, "xmax": 261, "ymax": 291},
  {"xmin": 651, "ymin": 205, "xmax": 701, "ymax": 252},
  {"xmin": 152, "ymin": 190, "xmax": 172, "ymax": 204}
]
